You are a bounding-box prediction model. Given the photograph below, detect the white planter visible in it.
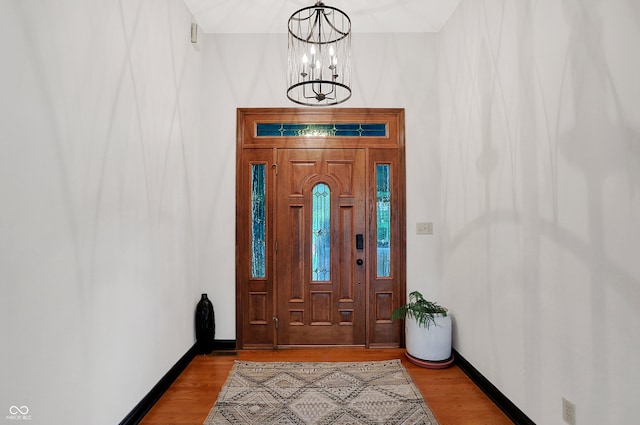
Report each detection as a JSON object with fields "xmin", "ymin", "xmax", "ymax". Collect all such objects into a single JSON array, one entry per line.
[{"xmin": 405, "ymin": 314, "xmax": 452, "ymax": 361}]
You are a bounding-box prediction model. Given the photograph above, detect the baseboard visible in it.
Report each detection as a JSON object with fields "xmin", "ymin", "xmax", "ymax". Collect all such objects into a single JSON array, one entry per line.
[
  {"xmin": 120, "ymin": 343, "xmax": 198, "ymax": 425},
  {"xmin": 212, "ymin": 339, "xmax": 237, "ymax": 350},
  {"xmin": 453, "ymin": 349, "xmax": 536, "ymax": 425},
  {"xmin": 120, "ymin": 340, "xmax": 237, "ymax": 425}
]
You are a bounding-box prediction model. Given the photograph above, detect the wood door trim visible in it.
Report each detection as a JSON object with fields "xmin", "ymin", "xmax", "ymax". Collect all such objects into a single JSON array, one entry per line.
[{"xmin": 236, "ymin": 108, "xmax": 406, "ymax": 349}]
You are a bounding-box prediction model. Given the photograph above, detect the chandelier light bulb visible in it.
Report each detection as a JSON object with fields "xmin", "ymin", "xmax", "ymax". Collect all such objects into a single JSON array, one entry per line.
[{"xmin": 301, "ymin": 54, "xmax": 309, "ymax": 77}]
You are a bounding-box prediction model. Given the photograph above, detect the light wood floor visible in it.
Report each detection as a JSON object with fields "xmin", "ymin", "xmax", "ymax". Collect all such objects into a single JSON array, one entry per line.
[{"xmin": 140, "ymin": 348, "xmax": 513, "ymax": 425}]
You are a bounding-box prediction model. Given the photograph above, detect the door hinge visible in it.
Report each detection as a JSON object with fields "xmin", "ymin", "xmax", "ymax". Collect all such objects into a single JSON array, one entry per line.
[
  {"xmin": 272, "ymin": 162, "xmax": 278, "ymax": 176},
  {"xmin": 273, "ymin": 316, "xmax": 279, "ymax": 329},
  {"xmin": 275, "ymin": 240, "xmax": 278, "ymax": 252}
]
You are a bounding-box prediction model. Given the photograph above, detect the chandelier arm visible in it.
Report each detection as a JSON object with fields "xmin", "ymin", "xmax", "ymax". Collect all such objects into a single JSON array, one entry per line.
[
  {"xmin": 303, "ymin": 80, "xmax": 339, "ymax": 100},
  {"xmin": 302, "ymin": 83, "xmax": 320, "ymax": 101},
  {"xmin": 323, "ymin": 82, "xmax": 336, "ymax": 98},
  {"xmin": 321, "ymin": 9, "xmax": 350, "ymax": 39},
  {"xmin": 289, "ymin": 9, "xmax": 315, "ymax": 42},
  {"xmin": 305, "ymin": 9, "xmax": 321, "ymax": 43}
]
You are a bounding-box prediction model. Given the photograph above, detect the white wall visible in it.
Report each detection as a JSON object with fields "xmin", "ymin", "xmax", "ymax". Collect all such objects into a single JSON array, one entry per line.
[
  {"xmin": 0, "ymin": 1, "xmax": 202, "ymax": 423},
  {"xmin": 437, "ymin": 1, "xmax": 640, "ymax": 424},
  {"xmin": 198, "ymin": 32, "xmax": 442, "ymax": 339},
  {"xmin": 8, "ymin": 1, "xmax": 635, "ymax": 423}
]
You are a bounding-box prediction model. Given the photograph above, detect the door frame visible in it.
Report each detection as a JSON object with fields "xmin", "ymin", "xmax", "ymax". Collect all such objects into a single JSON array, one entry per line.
[{"xmin": 236, "ymin": 108, "xmax": 406, "ymax": 349}]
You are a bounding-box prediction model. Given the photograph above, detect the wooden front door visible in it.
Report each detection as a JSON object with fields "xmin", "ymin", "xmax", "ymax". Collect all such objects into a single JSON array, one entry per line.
[
  {"xmin": 236, "ymin": 108, "xmax": 405, "ymax": 349},
  {"xmin": 275, "ymin": 149, "xmax": 366, "ymax": 345}
]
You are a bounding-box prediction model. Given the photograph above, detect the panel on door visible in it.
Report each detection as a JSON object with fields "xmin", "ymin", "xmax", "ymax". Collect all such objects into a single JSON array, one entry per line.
[{"xmin": 275, "ymin": 149, "xmax": 366, "ymax": 346}]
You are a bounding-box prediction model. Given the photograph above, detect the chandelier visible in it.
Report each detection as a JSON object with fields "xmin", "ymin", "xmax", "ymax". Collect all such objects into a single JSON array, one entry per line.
[{"xmin": 287, "ymin": 2, "xmax": 352, "ymax": 106}]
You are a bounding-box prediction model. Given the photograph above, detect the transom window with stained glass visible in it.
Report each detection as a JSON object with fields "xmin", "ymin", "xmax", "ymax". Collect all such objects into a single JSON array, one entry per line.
[{"xmin": 256, "ymin": 123, "xmax": 387, "ymax": 137}]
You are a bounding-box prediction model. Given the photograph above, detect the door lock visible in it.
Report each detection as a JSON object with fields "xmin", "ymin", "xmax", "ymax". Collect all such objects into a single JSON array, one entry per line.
[{"xmin": 356, "ymin": 258, "xmax": 364, "ymax": 266}]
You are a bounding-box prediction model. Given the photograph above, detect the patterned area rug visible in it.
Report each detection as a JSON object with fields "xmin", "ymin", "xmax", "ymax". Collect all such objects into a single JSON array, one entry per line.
[{"xmin": 204, "ymin": 359, "xmax": 439, "ymax": 425}]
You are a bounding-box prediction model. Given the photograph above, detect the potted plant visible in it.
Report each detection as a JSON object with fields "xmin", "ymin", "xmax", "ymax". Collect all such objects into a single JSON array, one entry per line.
[{"xmin": 391, "ymin": 290, "xmax": 453, "ymax": 366}]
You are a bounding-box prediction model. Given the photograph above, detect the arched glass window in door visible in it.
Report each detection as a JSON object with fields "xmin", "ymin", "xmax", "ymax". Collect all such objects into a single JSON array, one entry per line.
[{"xmin": 311, "ymin": 183, "xmax": 331, "ymax": 281}]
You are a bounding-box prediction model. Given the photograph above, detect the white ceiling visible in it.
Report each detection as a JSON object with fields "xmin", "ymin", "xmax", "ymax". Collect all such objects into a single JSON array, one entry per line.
[{"xmin": 183, "ymin": 0, "xmax": 461, "ymax": 34}]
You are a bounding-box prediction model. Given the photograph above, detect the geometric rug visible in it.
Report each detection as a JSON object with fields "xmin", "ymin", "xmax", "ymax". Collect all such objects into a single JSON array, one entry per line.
[{"xmin": 204, "ymin": 360, "xmax": 439, "ymax": 424}]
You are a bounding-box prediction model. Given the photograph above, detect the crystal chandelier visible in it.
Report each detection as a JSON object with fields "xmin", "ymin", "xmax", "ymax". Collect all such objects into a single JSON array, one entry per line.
[{"xmin": 287, "ymin": 2, "xmax": 352, "ymax": 106}]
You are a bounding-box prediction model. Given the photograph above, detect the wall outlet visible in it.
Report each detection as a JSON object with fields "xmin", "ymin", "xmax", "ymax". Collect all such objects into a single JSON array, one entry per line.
[
  {"xmin": 562, "ymin": 398, "xmax": 576, "ymax": 425},
  {"xmin": 416, "ymin": 222, "xmax": 433, "ymax": 235}
]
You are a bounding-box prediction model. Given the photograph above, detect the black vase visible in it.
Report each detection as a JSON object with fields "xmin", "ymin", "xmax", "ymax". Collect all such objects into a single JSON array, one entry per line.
[{"xmin": 195, "ymin": 293, "xmax": 215, "ymax": 354}]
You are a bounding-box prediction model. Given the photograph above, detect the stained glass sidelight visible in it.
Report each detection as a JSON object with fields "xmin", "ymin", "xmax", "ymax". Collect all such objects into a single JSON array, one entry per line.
[
  {"xmin": 376, "ymin": 164, "xmax": 391, "ymax": 277},
  {"xmin": 311, "ymin": 183, "xmax": 331, "ymax": 281},
  {"xmin": 251, "ymin": 164, "xmax": 266, "ymax": 278}
]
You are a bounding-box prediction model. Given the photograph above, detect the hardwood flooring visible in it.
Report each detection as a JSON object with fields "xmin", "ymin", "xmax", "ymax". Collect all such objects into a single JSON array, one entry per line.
[{"xmin": 140, "ymin": 348, "xmax": 513, "ymax": 425}]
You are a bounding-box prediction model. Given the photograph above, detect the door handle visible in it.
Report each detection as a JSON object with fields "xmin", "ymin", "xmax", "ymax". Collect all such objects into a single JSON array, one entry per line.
[
  {"xmin": 356, "ymin": 234, "xmax": 364, "ymax": 250},
  {"xmin": 356, "ymin": 258, "xmax": 363, "ymax": 266}
]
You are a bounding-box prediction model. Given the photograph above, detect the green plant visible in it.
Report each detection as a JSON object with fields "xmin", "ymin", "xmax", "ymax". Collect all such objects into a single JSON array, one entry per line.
[{"xmin": 391, "ymin": 290, "xmax": 448, "ymax": 329}]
